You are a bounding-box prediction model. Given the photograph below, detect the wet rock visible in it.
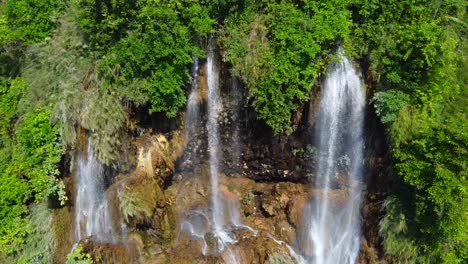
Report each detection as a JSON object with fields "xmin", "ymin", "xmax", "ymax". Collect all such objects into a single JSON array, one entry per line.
[
  {"xmin": 323, "ymin": 189, "xmax": 349, "ymax": 207},
  {"xmin": 334, "ymin": 172, "xmax": 349, "ymax": 189},
  {"xmin": 204, "ymin": 231, "xmax": 220, "ymax": 253},
  {"xmin": 81, "ymin": 239, "xmax": 141, "ymax": 264},
  {"xmin": 241, "ymin": 191, "xmax": 257, "ymax": 216},
  {"xmin": 261, "ymin": 197, "xmax": 279, "ymax": 217},
  {"xmin": 260, "ymin": 187, "xmax": 289, "ymax": 218},
  {"xmin": 358, "ymin": 238, "xmax": 382, "ymax": 264},
  {"xmin": 152, "ymin": 205, "xmax": 178, "ymax": 244},
  {"xmin": 275, "ymin": 220, "xmax": 295, "ymax": 242},
  {"xmin": 286, "ymin": 196, "xmax": 308, "ymax": 228}
]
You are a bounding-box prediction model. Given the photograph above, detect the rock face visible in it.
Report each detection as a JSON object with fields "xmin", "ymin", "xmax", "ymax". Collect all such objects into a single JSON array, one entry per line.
[{"xmin": 59, "ymin": 54, "xmax": 387, "ymax": 264}]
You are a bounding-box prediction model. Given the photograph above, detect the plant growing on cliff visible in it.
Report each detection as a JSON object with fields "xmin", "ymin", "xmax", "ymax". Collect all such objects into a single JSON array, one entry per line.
[
  {"xmin": 3, "ymin": 0, "xmax": 62, "ymax": 44},
  {"xmin": 352, "ymin": 0, "xmax": 467, "ymax": 262},
  {"xmin": 0, "ymin": 1, "xmax": 64, "ymax": 253},
  {"xmin": 73, "ymin": 0, "xmax": 215, "ymax": 118},
  {"xmin": 372, "ymin": 90, "xmax": 409, "ymax": 126},
  {"xmin": 0, "ymin": 102, "xmax": 62, "ymax": 258},
  {"xmin": 379, "ymin": 196, "xmax": 425, "ymax": 263},
  {"xmin": 66, "ymin": 245, "xmax": 93, "ymax": 264},
  {"xmin": 222, "ymin": 0, "xmax": 352, "ymax": 134},
  {"xmin": 119, "ymin": 176, "xmax": 158, "ymax": 225},
  {"xmin": 16, "ymin": 202, "xmax": 56, "ymax": 264}
]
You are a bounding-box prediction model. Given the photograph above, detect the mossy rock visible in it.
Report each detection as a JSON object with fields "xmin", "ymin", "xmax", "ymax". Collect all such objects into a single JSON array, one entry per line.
[
  {"xmin": 52, "ymin": 206, "xmax": 75, "ymax": 264},
  {"xmin": 152, "ymin": 204, "xmax": 178, "ymax": 244},
  {"xmin": 265, "ymin": 253, "xmax": 297, "ymax": 264},
  {"xmin": 119, "ymin": 172, "xmax": 158, "ymax": 226}
]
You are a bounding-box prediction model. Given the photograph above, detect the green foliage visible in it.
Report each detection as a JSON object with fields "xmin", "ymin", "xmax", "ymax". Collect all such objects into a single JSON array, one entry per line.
[
  {"xmin": 389, "ymin": 100, "xmax": 468, "ymax": 262},
  {"xmin": 75, "ymin": 0, "xmax": 216, "ymax": 118},
  {"xmin": 0, "ymin": 79, "xmax": 62, "ymax": 259},
  {"xmin": 0, "ymin": 166, "xmax": 31, "ymax": 256},
  {"xmin": 0, "ymin": 78, "xmax": 29, "ymax": 257},
  {"xmin": 21, "ymin": 10, "xmax": 91, "ymax": 150},
  {"xmin": 16, "ymin": 202, "xmax": 56, "ymax": 264},
  {"xmin": 0, "ymin": 78, "xmax": 25, "ymax": 127},
  {"xmin": 0, "ymin": 104, "xmax": 62, "ymax": 257},
  {"xmin": 21, "ymin": 8, "xmax": 127, "ymax": 165},
  {"xmin": 72, "ymin": 0, "xmax": 137, "ymax": 51},
  {"xmin": 0, "ymin": 16, "xmax": 13, "ymax": 46},
  {"xmin": 351, "ymin": 0, "xmax": 463, "ymax": 110},
  {"xmin": 66, "ymin": 244, "xmax": 93, "ymax": 264},
  {"xmin": 15, "ymin": 106, "xmax": 63, "ymax": 200},
  {"xmin": 379, "ymin": 196, "xmax": 427, "ymax": 263},
  {"xmin": 372, "ymin": 90, "xmax": 409, "ymax": 126},
  {"xmin": 81, "ymin": 88, "xmax": 126, "ymax": 165},
  {"xmin": 4, "ymin": 0, "xmax": 62, "ymax": 44},
  {"xmin": 350, "ymin": 0, "xmax": 467, "ymax": 262},
  {"xmin": 0, "ymin": 78, "xmax": 25, "ymax": 167},
  {"xmin": 222, "ymin": 0, "xmax": 352, "ymax": 134},
  {"xmin": 0, "ymin": 0, "xmax": 63, "ymax": 79}
]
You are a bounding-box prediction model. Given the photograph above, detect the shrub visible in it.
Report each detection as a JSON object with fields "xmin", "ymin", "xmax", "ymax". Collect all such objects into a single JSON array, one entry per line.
[
  {"xmin": 222, "ymin": 0, "xmax": 351, "ymax": 134},
  {"xmin": 66, "ymin": 244, "xmax": 93, "ymax": 264},
  {"xmin": 372, "ymin": 90, "xmax": 409, "ymax": 126}
]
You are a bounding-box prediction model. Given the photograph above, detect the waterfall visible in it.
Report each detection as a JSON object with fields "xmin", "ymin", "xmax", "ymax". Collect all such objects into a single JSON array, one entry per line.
[
  {"xmin": 182, "ymin": 57, "xmax": 202, "ymax": 170},
  {"xmin": 75, "ymin": 138, "xmax": 116, "ymax": 243},
  {"xmin": 206, "ymin": 40, "xmax": 237, "ymax": 249},
  {"xmin": 185, "ymin": 57, "xmax": 200, "ymax": 141},
  {"xmin": 301, "ymin": 49, "xmax": 365, "ymax": 264},
  {"xmin": 180, "ymin": 41, "xmax": 255, "ymax": 261}
]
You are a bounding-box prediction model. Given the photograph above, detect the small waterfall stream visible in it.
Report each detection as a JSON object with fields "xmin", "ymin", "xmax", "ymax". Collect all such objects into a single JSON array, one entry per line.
[
  {"xmin": 301, "ymin": 50, "xmax": 365, "ymax": 264},
  {"xmin": 206, "ymin": 40, "xmax": 238, "ymax": 249},
  {"xmin": 75, "ymin": 138, "xmax": 116, "ymax": 243},
  {"xmin": 180, "ymin": 40, "xmax": 254, "ymax": 263},
  {"xmin": 185, "ymin": 57, "xmax": 200, "ymax": 141}
]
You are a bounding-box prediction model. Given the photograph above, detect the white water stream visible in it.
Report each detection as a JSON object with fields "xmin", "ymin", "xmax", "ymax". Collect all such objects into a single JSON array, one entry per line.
[
  {"xmin": 300, "ymin": 49, "xmax": 365, "ymax": 264},
  {"xmin": 206, "ymin": 39, "xmax": 238, "ymax": 250},
  {"xmin": 75, "ymin": 138, "xmax": 116, "ymax": 243},
  {"xmin": 185, "ymin": 57, "xmax": 200, "ymax": 141}
]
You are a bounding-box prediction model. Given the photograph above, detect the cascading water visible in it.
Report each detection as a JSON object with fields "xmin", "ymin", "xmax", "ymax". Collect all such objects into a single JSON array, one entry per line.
[
  {"xmin": 75, "ymin": 138, "xmax": 116, "ymax": 243},
  {"xmin": 300, "ymin": 49, "xmax": 365, "ymax": 264},
  {"xmin": 185, "ymin": 57, "xmax": 200, "ymax": 141},
  {"xmin": 206, "ymin": 40, "xmax": 237, "ymax": 248},
  {"xmin": 180, "ymin": 41, "xmax": 256, "ymax": 263}
]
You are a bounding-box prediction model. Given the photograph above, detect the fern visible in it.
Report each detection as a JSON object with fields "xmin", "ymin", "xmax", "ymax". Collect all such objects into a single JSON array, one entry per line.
[{"xmin": 118, "ymin": 176, "xmax": 157, "ymax": 225}]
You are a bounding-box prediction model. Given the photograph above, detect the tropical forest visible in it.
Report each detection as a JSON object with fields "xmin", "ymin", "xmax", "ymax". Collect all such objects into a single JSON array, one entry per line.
[{"xmin": 0, "ymin": 0, "xmax": 466, "ymax": 263}]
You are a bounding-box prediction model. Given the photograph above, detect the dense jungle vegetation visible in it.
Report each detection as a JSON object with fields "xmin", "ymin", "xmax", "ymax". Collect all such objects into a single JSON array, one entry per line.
[{"xmin": 0, "ymin": 0, "xmax": 466, "ymax": 263}]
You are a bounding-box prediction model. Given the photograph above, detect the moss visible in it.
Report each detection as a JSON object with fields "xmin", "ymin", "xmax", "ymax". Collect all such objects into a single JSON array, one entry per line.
[
  {"xmin": 155, "ymin": 207, "xmax": 177, "ymax": 244},
  {"xmin": 152, "ymin": 189, "xmax": 178, "ymax": 245},
  {"xmin": 118, "ymin": 173, "xmax": 157, "ymax": 226},
  {"xmin": 52, "ymin": 206, "xmax": 74, "ymax": 264},
  {"xmin": 265, "ymin": 253, "xmax": 297, "ymax": 264},
  {"xmin": 127, "ymin": 232, "xmax": 144, "ymax": 250}
]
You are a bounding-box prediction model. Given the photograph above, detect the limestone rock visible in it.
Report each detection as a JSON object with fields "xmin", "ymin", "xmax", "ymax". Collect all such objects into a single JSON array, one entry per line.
[{"xmin": 286, "ymin": 196, "xmax": 308, "ymax": 228}]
